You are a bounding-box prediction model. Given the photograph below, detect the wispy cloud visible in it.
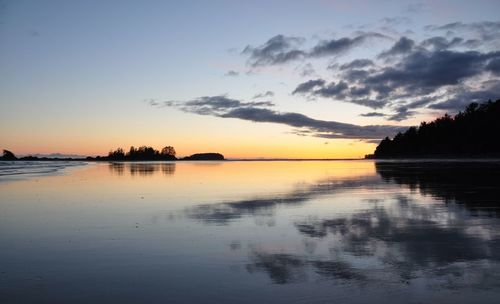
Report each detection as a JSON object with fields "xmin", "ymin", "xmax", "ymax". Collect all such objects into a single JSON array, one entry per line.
[
  {"xmin": 240, "ymin": 21, "xmax": 500, "ymax": 121},
  {"xmin": 291, "ymin": 27, "xmax": 500, "ymax": 120},
  {"xmin": 224, "ymin": 70, "xmax": 239, "ymax": 77},
  {"xmin": 309, "ymin": 32, "xmax": 389, "ymax": 58},
  {"xmin": 360, "ymin": 112, "xmax": 386, "ymax": 117},
  {"xmin": 252, "ymin": 90, "xmax": 274, "ymax": 99},
  {"xmin": 242, "ymin": 35, "xmax": 306, "ymax": 67},
  {"xmin": 242, "ymin": 32, "xmax": 389, "ymax": 67},
  {"xmin": 150, "ymin": 95, "xmax": 406, "ymax": 140},
  {"xmin": 150, "ymin": 21, "xmax": 500, "ymax": 137}
]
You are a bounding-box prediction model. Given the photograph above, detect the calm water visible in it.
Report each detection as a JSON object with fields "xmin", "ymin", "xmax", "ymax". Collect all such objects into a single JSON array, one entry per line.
[{"xmin": 1, "ymin": 160, "xmax": 500, "ymax": 303}]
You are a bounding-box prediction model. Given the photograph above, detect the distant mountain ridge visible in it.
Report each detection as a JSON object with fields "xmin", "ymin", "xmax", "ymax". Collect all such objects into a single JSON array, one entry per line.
[{"xmin": 367, "ymin": 99, "xmax": 500, "ymax": 159}]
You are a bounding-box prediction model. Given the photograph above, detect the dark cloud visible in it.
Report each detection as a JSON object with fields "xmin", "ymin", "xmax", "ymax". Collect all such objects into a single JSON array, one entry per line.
[
  {"xmin": 292, "ymin": 79, "xmax": 325, "ymax": 95},
  {"xmin": 360, "ymin": 112, "xmax": 386, "ymax": 117},
  {"xmin": 242, "ymin": 35, "xmax": 306, "ymax": 67},
  {"xmin": 153, "ymin": 95, "xmax": 274, "ymax": 116},
  {"xmin": 420, "ymin": 36, "xmax": 464, "ymax": 50},
  {"xmin": 426, "ymin": 21, "xmax": 500, "ymax": 41},
  {"xmin": 378, "ymin": 36, "xmax": 415, "ymax": 58},
  {"xmin": 224, "ymin": 70, "xmax": 239, "ymax": 77},
  {"xmin": 252, "ymin": 90, "xmax": 274, "ymax": 99},
  {"xmin": 339, "ymin": 59, "xmax": 374, "ymax": 70},
  {"xmin": 220, "ymin": 107, "xmax": 404, "ymax": 139},
  {"xmin": 297, "ymin": 63, "xmax": 316, "ymax": 77},
  {"xmin": 387, "ymin": 108, "xmax": 417, "ymax": 121},
  {"xmin": 159, "ymin": 21, "xmax": 500, "ymax": 128},
  {"xmin": 310, "ymin": 32, "xmax": 388, "ymax": 58},
  {"xmin": 292, "ymin": 78, "xmax": 386, "ymax": 109},
  {"xmin": 367, "ymin": 50, "xmax": 496, "ymax": 90},
  {"xmin": 429, "ymin": 82, "xmax": 500, "ymax": 111},
  {"xmin": 242, "ymin": 32, "xmax": 388, "ymax": 67},
  {"xmin": 158, "ymin": 95, "xmax": 406, "ymax": 140},
  {"xmin": 403, "ymin": 97, "xmax": 435, "ymax": 109},
  {"xmin": 486, "ymin": 58, "xmax": 500, "ymax": 75},
  {"xmin": 291, "ymin": 44, "xmax": 500, "ymax": 119},
  {"xmin": 349, "ymin": 86, "xmax": 371, "ymax": 98},
  {"xmin": 342, "ymin": 69, "xmax": 370, "ymax": 82},
  {"xmin": 315, "ymin": 81, "xmax": 349, "ymax": 98},
  {"xmin": 293, "ymin": 80, "xmax": 385, "ymax": 109},
  {"xmin": 349, "ymin": 98, "xmax": 386, "ymax": 109}
]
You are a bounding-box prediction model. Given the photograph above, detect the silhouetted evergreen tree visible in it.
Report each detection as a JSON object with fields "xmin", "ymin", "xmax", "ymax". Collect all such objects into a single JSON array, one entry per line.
[{"xmin": 373, "ymin": 99, "xmax": 500, "ymax": 158}]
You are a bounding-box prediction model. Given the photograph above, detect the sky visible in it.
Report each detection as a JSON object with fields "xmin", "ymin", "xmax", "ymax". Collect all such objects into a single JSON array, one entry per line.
[{"xmin": 1, "ymin": 0, "xmax": 500, "ymax": 158}]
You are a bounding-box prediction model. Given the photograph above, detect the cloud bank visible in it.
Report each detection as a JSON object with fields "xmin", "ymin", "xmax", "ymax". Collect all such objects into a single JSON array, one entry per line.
[
  {"xmin": 149, "ymin": 21, "xmax": 500, "ymax": 141},
  {"xmin": 151, "ymin": 95, "xmax": 406, "ymax": 140}
]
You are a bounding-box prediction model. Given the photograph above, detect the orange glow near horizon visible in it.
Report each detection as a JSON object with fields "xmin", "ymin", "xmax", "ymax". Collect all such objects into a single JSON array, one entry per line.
[{"xmin": 2, "ymin": 136, "xmax": 377, "ymax": 159}]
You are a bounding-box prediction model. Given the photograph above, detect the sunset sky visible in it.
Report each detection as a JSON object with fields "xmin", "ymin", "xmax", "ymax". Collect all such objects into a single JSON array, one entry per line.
[{"xmin": 1, "ymin": 0, "xmax": 500, "ymax": 158}]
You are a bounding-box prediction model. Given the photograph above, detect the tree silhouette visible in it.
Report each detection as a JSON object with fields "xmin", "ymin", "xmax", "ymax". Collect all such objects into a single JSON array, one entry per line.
[
  {"xmin": 182, "ymin": 153, "xmax": 224, "ymax": 160},
  {"xmin": 106, "ymin": 145, "xmax": 177, "ymax": 161},
  {"xmin": 108, "ymin": 148, "xmax": 125, "ymax": 160},
  {"xmin": 371, "ymin": 99, "xmax": 500, "ymax": 158},
  {"xmin": 1, "ymin": 150, "xmax": 17, "ymax": 160},
  {"xmin": 161, "ymin": 146, "xmax": 176, "ymax": 157}
]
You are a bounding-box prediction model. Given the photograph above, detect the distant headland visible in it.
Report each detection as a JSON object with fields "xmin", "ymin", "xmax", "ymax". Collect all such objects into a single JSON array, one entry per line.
[
  {"xmin": 366, "ymin": 99, "xmax": 500, "ymax": 159},
  {"xmin": 0, "ymin": 146, "xmax": 225, "ymax": 161}
]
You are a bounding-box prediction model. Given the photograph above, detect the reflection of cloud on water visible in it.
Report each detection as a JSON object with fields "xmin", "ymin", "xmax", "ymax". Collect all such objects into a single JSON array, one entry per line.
[
  {"xmin": 186, "ymin": 161, "xmax": 500, "ymax": 226},
  {"xmin": 185, "ymin": 176, "xmax": 381, "ymax": 225},
  {"xmin": 246, "ymin": 253, "xmax": 306, "ymax": 284},
  {"xmin": 245, "ymin": 252, "xmax": 368, "ymax": 285},
  {"xmin": 108, "ymin": 162, "xmax": 176, "ymax": 176},
  {"xmin": 289, "ymin": 195, "xmax": 500, "ymax": 288},
  {"xmin": 183, "ymin": 161, "xmax": 500, "ymax": 290}
]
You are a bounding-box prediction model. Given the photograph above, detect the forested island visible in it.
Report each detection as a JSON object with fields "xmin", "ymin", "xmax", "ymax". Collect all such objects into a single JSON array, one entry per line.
[
  {"xmin": 0, "ymin": 146, "xmax": 225, "ymax": 161},
  {"xmin": 368, "ymin": 99, "xmax": 500, "ymax": 159}
]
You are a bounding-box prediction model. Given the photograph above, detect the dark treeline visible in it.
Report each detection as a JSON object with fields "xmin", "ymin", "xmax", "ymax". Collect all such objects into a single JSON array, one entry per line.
[
  {"xmin": 182, "ymin": 153, "xmax": 224, "ymax": 160},
  {"xmin": 103, "ymin": 146, "xmax": 177, "ymax": 161},
  {"xmin": 1, "ymin": 146, "xmax": 225, "ymax": 161},
  {"xmin": 0, "ymin": 149, "xmax": 85, "ymax": 161},
  {"xmin": 369, "ymin": 99, "xmax": 500, "ymax": 158},
  {"xmin": 101, "ymin": 146, "xmax": 225, "ymax": 161}
]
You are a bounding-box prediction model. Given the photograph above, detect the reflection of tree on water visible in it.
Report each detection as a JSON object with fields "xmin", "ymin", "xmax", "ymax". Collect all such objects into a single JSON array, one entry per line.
[
  {"xmin": 108, "ymin": 162, "xmax": 176, "ymax": 176},
  {"xmin": 375, "ymin": 161, "xmax": 500, "ymax": 215}
]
